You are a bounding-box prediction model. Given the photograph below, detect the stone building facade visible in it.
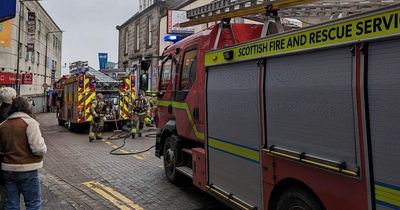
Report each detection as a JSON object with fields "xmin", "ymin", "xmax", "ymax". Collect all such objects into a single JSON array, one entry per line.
[
  {"xmin": 117, "ymin": 0, "xmax": 184, "ymax": 91},
  {"xmin": 0, "ymin": 1, "xmax": 62, "ymax": 113}
]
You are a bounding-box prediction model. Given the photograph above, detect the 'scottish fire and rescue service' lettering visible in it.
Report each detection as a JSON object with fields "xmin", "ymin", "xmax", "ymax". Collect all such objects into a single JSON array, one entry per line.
[{"xmin": 209, "ymin": 8, "xmax": 400, "ymax": 66}]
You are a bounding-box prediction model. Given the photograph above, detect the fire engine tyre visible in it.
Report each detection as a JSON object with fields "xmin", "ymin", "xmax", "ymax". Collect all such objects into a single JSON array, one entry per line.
[
  {"xmin": 163, "ymin": 136, "xmax": 181, "ymax": 183},
  {"xmin": 66, "ymin": 120, "xmax": 76, "ymax": 132},
  {"xmin": 58, "ymin": 119, "xmax": 65, "ymax": 126},
  {"xmin": 275, "ymin": 187, "xmax": 324, "ymax": 210}
]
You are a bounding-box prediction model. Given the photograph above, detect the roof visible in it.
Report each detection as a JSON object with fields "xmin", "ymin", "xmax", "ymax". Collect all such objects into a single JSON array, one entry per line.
[
  {"xmin": 87, "ymin": 67, "xmax": 119, "ymax": 83},
  {"xmin": 117, "ymin": 0, "xmax": 166, "ymax": 29}
]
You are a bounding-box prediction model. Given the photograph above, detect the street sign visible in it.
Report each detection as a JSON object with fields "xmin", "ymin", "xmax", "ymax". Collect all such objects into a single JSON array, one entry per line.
[
  {"xmin": 98, "ymin": 53, "xmax": 108, "ymax": 70},
  {"xmin": 42, "ymin": 83, "xmax": 49, "ymax": 89},
  {"xmin": 167, "ymin": 10, "xmax": 195, "ymax": 34},
  {"xmin": 27, "ymin": 12, "xmax": 36, "ymax": 52},
  {"xmin": 0, "ymin": 0, "xmax": 16, "ymax": 23}
]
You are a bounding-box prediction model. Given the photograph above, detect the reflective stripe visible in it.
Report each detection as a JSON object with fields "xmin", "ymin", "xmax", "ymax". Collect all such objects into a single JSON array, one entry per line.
[
  {"xmin": 85, "ymin": 92, "xmax": 96, "ymax": 122},
  {"xmin": 375, "ymin": 182, "xmax": 400, "ymax": 209},
  {"xmin": 158, "ymin": 100, "xmax": 204, "ymax": 140},
  {"xmin": 208, "ymin": 138, "xmax": 259, "ymax": 162}
]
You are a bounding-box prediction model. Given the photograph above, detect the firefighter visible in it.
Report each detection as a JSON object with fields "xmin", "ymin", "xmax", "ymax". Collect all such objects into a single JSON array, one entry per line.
[
  {"xmin": 147, "ymin": 92, "xmax": 158, "ymax": 126},
  {"xmin": 129, "ymin": 92, "xmax": 148, "ymax": 138},
  {"xmin": 89, "ymin": 93, "xmax": 107, "ymax": 142}
]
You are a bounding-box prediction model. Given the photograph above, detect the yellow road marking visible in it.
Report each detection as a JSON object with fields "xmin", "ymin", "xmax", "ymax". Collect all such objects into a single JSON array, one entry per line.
[
  {"xmin": 82, "ymin": 181, "xmax": 142, "ymax": 210},
  {"xmin": 100, "ymin": 183, "xmax": 144, "ymax": 210},
  {"xmin": 120, "ymin": 150, "xmax": 129, "ymax": 154},
  {"xmin": 112, "ymin": 145, "xmax": 119, "ymax": 149},
  {"xmin": 133, "ymin": 155, "xmax": 144, "ymax": 160},
  {"xmin": 105, "ymin": 141, "xmax": 111, "ymax": 145}
]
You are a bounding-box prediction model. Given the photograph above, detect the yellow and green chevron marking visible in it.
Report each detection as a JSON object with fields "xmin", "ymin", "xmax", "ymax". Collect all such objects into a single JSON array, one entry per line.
[
  {"xmin": 83, "ymin": 78, "xmax": 95, "ymax": 122},
  {"xmin": 157, "ymin": 100, "xmax": 205, "ymax": 140},
  {"xmin": 208, "ymin": 137, "xmax": 259, "ymax": 163},
  {"xmin": 375, "ymin": 181, "xmax": 400, "ymax": 209}
]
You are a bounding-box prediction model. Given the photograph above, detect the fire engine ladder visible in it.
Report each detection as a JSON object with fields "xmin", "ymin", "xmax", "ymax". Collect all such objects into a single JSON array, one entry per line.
[{"xmin": 179, "ymin": 0, "xmax": 400, "ymax": 48}]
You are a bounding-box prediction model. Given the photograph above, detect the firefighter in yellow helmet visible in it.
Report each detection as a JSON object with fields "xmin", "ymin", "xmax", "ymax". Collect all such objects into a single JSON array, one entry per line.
[
  {"xmin": 129, "ymin": 92, "xmax": 148, "ymax": 138},
  {"xmin": 89, "ymin": 93, "xmax": 106, "ymax": 142}
]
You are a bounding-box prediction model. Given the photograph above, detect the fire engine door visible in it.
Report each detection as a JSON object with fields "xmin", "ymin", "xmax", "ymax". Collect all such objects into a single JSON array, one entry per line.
[
  {"xmin": 207, "ymin": 61, "xmax": 262, "ymax": 208},
  {"xmin": 367, "ymin": 39, "xmax": 400, "ymax": 210}
]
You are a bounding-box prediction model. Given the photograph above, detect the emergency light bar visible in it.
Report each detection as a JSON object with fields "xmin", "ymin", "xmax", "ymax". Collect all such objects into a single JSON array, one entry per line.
[{"xmin": 164, "ymin": 35, "xmax": 183, "ymax": 43}]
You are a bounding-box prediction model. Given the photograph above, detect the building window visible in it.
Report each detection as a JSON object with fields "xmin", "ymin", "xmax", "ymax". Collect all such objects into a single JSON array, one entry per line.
[
  {"xmin": 180, "ymin": 48, "xmax": 197, "ymax": 90},
  {"xmin": 160, "ymin": 59, "xmax": 172, "ymax": 91},
  {"xmin": 147, "ymin": 16, "xmax": 152, "ymax": 47},
  {"xmin": 124, "ymin": 29, "xmax": 128, "ymax": 55},
  {"xmin": 25, "ymin": 46, "xmax": 29, "ymax": 60},
  {"xmin": 135, "ymin": 23, "xmax": 140, "ymax": 51},
  {"xmin": 31, "ymin": 51, "xmax": 35, "ymax": 63}
]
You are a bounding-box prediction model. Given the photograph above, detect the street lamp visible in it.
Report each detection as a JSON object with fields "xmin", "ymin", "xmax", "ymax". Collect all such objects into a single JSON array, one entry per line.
[{"xmin": 43, "ymin": 30, "xmax": 63, "ymax": 112}]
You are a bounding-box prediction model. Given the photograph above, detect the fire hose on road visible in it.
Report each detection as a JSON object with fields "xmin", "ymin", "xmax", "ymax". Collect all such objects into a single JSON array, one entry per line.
[{"xmin": 106, "ymin": 121, "xmax": 156, "ymax": 155}]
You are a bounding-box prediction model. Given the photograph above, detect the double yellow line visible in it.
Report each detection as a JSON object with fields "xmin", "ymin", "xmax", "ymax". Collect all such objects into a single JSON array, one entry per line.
[{"xmin": 82, "ymin": 181, "xmax": 143, "ymax": 210}]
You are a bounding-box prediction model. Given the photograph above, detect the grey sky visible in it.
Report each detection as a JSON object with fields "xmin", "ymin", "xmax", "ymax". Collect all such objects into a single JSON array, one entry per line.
[{"xmin": 40, "ymin": 0, "xmax": 139, "ymax": 72}]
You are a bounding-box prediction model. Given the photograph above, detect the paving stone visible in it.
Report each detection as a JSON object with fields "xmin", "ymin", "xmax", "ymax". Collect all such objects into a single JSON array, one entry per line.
[{"xmin": 36, "ymin": 113, "xmax": 230, "ymax": 210}]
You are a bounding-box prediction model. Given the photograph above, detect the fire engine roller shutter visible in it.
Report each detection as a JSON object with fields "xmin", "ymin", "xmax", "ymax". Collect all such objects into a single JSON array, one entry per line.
[
  {"xmin": 368, "ymin": 39, "xmax": 400, "ymax": 210},
  {"xmin": 207, "ymin": 61, "xmax": 262, "ymax": 208},
  {"xmin": 265, "ymin": 47, "xmax": 359, "ymax": 171}
]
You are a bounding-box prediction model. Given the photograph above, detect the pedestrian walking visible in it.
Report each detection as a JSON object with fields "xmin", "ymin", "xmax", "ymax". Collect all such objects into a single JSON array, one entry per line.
[
  {"xmin": 0, "ymin": 96, "xmax": 47, "ymax": 210},
  {"xmin": 89, "ymin": 93, "xmax": 106, "ymax": 142}
]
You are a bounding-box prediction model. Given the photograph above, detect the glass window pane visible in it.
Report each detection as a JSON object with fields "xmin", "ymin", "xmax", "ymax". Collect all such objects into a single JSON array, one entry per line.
[{"xmin": 180, "ymin": 50, "xmax": 197, "ymax": 90}]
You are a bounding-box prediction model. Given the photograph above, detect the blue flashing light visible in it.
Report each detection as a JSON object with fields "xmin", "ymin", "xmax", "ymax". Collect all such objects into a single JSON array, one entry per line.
[{"xmin": 164, "ymin": 34, "xmax": 182, "ymax": 44}]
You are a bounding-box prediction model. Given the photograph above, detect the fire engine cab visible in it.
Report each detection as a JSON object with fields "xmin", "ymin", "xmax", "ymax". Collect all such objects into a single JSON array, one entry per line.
[{"xmin": 156, "ymin": 0, "xmax": 400, "ymax": 210}]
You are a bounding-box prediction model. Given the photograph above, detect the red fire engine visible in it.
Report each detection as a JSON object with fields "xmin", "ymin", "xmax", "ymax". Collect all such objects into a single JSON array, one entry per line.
[
  {"xmin": 156, "ymin": 0, "xmax": 400, "ymax": 210},
  {"xmin": 54, "ymin": 68, "xmax": 135, "ymax": 131}
]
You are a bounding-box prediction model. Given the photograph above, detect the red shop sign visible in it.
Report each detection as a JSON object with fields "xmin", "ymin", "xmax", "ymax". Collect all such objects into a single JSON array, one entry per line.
[
  {"xmin": 22, "ymin": 72, "xmax": 33, "ymax": 84},
  {"xmin": 0, "ymin": 72, "xmax": 16, "ymax": 85}
]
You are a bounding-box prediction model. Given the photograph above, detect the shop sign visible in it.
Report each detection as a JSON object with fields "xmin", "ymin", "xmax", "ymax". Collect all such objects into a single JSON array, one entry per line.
[
  {"xmin": 22, "ymin": 73, "xmax": 33, "ymax": 84},
  {"xmin": 0, "ymin": 72, "xmax": 16, "ymax": 85}
]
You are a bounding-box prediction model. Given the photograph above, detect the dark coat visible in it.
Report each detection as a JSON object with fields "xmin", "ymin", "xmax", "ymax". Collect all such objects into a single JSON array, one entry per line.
[{"xmin": 0, "ymin": 103, "xmax": 11, "ymax": 123}]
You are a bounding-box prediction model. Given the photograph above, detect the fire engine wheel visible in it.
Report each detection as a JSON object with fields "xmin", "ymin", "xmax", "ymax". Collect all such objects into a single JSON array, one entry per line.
[
  {"xmin": 58, "ymin": 119, "xmax": 65, "ymax": 126},
  {"xmin": 275, "ymin": 187, "xmax": 323, "ymax": 210},
  {"xmin": 66, "ymin": 120, "xmax": 75, "ymax": 132},
  {"xmin": 163, "ymin": 136, "xmax": 180, "ymax": 183}
]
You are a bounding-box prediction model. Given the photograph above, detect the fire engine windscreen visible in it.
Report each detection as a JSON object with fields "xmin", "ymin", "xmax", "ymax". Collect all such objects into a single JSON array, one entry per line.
[{"xmin": 101, "ymin": 93, "xmax": 120, "ymax": 120}]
